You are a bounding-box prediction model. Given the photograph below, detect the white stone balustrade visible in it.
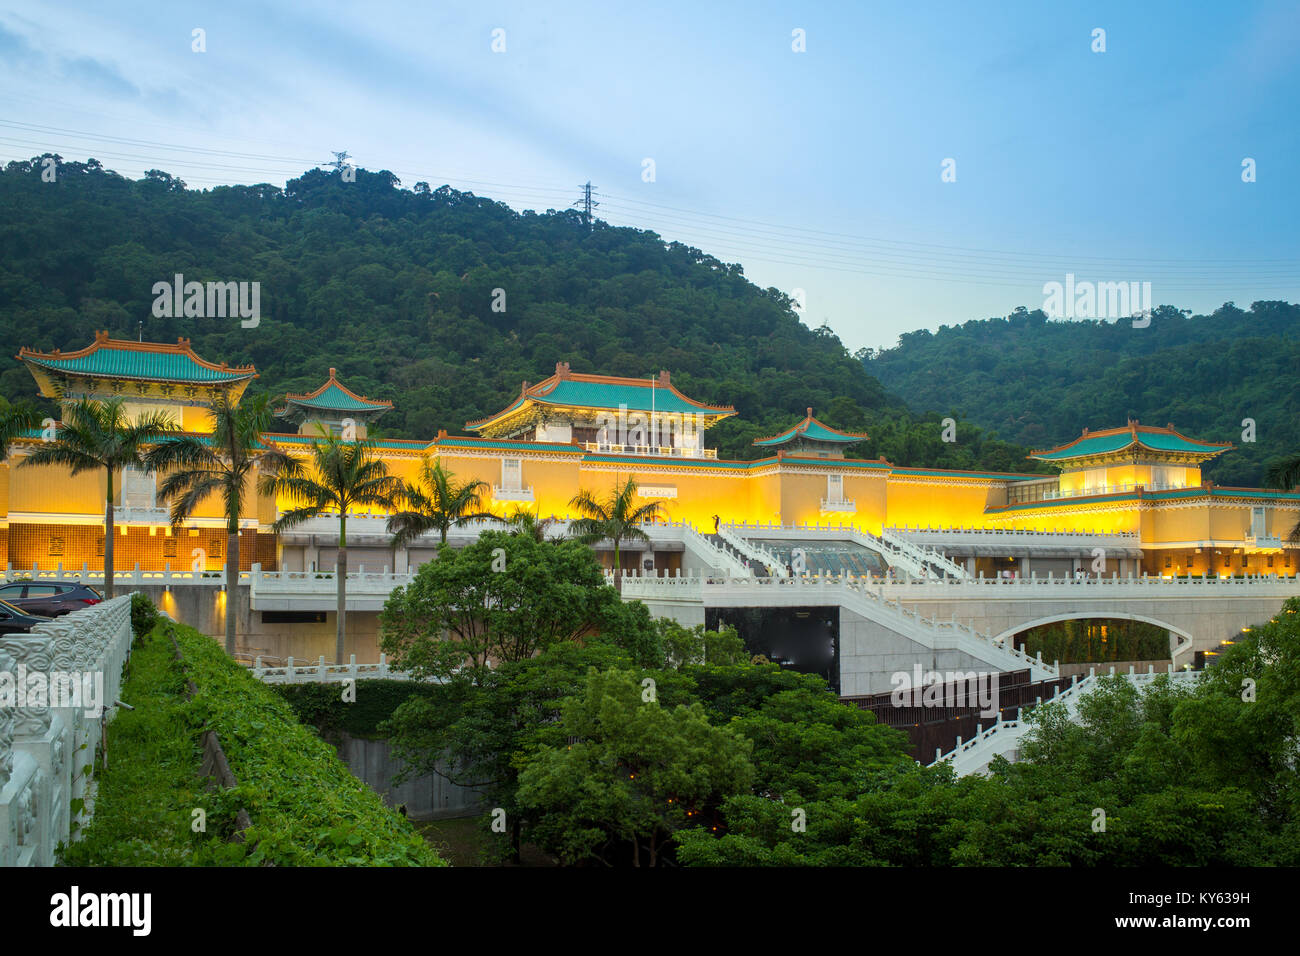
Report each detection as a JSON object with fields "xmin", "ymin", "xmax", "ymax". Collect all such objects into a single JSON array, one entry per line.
[
  {"xmin": 0, "ymin": 594, "xmax": 133, "ymax": 867},
  {"xmin": 251, "ymin": 653, "xmax": 423, "ymax": 684},
  {"xmin": 932, "ymin": 665, "xmax": 1200, "ymax": 776}
]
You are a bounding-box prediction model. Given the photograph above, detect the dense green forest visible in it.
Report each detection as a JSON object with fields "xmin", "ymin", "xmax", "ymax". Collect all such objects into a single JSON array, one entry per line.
[
  {"xmin": 864, "ymin": 302, "xmax": 1300, "ymax": 486},
  {"xmin": 0, "ymin": 154, "xmax": 1043, "ymax": 473}
]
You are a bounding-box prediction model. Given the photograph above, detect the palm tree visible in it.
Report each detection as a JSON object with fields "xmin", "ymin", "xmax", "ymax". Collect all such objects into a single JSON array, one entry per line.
[
  {"xmin": 260, "ymin": 431, "xmax": 400, "ymax": 663},
  {"xmin": 1267, "ymin": 454, "xmax": 1300, "ymax": 543},
  {"xmin": 21, "ymin": 398, "xmax": 177, "ymax": 598},
  {"xmin": 144, "ymin": 393, "xmax": 294, "ymax": 655},
  {"xmin": 387, "ymin": 457, "xmax": 492, "ymax": 547},
  {"xmin": 0, "ymin": 401, "xmax": 39, "ymax": 457},
  {"xmin": 569, "ymin": 476, "xmax": 666, "ymax": 591},
  {"xmin": 504, "ymin": 506, "xmax": 559, "ymax": 543}
]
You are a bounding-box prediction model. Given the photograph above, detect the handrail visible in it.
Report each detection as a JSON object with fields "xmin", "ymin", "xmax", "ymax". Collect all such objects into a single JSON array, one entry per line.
[{"xmin": 930, "ymin": 666, "xmax": 1199, "ymax": 775}]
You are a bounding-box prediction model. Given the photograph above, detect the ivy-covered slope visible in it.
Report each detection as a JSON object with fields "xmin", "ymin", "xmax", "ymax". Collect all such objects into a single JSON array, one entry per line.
[{"xmin": 64, "ymin": 619, "xmax": 444, "ymax": 866}]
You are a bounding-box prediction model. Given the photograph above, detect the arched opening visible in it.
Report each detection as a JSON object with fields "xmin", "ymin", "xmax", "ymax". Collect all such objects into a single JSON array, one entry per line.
[{"xmin": 992, "ymin": 612, "xmax": 1194, "ymax": 670}]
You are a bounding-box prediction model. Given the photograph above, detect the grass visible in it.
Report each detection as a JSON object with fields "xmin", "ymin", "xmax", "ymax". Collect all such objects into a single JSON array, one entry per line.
[
  {"xmin": 60, "ymin": 625, "xmax": 206, "ymax": 866},
  {"xmin": 61, "ymin": 620, "xmax": 445, "ymax": 866}
]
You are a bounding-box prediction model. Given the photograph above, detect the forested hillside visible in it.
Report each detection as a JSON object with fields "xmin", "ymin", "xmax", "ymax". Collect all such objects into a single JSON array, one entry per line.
[
  {"xmin": 865, "ymin": 302, "xmax": 1300, "ymax": 486},
  {"xmin": 0, "ymin": 155, "xmax": 1039, "ymax": 472}
]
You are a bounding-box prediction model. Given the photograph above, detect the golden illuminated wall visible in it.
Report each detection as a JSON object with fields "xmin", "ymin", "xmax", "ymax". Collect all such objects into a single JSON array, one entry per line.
[
  {"xmin": 1057, "ymin": 461, "xmax": 1200, "ymax": 493},
  {"xmin": 576, "ymin": 461, "xmax": 754, "ymax": 527},
  {"xmin": 884, "ymin": 477, "xmax": 1003, "ymax": 530},
  {"xmin": 1145, "ymin": 504, "xmax": 1209, "ymax": 544},
  {"xmin": 988, "ymin": 501, "xmax": 1142, "ymax": 535},
  {"xmin": 748, "ymin": 469, "xmax": 783, "ymax": 526},
  {"xmin": 8, "ymin": 458, "xmax": 105, "ymax": 515}
]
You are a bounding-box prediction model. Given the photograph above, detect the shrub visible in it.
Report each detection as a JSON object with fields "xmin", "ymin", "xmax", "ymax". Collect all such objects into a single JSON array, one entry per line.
[{"xmin": 130, "ymin": 591, "xmax": 159, "ymax": 640}]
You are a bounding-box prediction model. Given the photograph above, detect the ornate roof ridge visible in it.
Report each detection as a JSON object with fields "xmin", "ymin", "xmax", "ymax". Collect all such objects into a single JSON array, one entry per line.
[
  {"xmin": 283, "ymin": 367, "xmax": 393, "ymax": 408},
  {"xmin": 17, "ymin": 330, "xmax": 256, "ymax": 379},
  {"xmin": 1029, "ymin": 420, "xmax": 1233, "ymax": 459},
  {"xmin": 753, "ymin": 407, "xmax": 870, "ymax": 446}
]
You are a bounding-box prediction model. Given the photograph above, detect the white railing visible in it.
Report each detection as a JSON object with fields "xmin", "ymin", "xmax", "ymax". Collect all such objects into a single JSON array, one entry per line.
[
  {"xmin": 581, "ymin": 442, "xmax": 718, "ymax": 459},
  {"xmin": 879, "ymin": 529, "xmax": 968, "ymax": 579},
  {"xmin": 875, "ymin": 570, "xmax": 1300, "ymax": 598},
  {"xmin": 250, "ymin": 653, "xmax": 423, "ymax": 684},
  {"xmin": 491, "ymin": 486, "xmax": 535, "ymax": 502},
  {"xmin": 887, "ymin": 525, "xmax": 1140, "ymax": 547},
  {"xmin": 931, "ymin": 665, "xmax": 1199, "ymax": 776},
  {"xmin": 1039, "ymin": 481, "xmax": 1188, "ymax": 501},
  {"xmin": 2, "ymin": 562, "xmax": 243, "ymax": 587},
  {"xmin": 1245, "ymin": 533, "xmax": 1284, "ymax": 550},
  {"xmin": 819, "ymin": 498, "xmax": 856, "ymax": 513},
  {"xmin": 684, "ymin": 524, "xmax": 754, "ymax": 578},
  {"xmin": 1, "ymin": 594, "xmax": 134, "ymax": 867},
  {"xmin": 717, "ymin": 525, "xmax": 788, "ymax": 577},
  {"xmin": 615, "ymin": 570, "xmax": 1056, "ymax": 679},
  {"xmin": 723, "ymin": 521, "xmax": 933, "ymax": 580}
]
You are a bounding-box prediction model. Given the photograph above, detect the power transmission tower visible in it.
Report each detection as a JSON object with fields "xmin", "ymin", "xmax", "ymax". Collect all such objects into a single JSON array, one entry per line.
[
  {"xmin": 326, "ymin": 150, "xmax": 352, "ymax": 171},
  {"xmin": 573, "ymin": 181, "xmax": 599, "ymax": 228}
]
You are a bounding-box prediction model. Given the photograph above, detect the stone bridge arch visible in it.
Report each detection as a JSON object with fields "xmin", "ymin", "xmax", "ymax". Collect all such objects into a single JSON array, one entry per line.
[{"xmin": 990, "ymin": 611, "xmax": 1194, "ymax": 663}]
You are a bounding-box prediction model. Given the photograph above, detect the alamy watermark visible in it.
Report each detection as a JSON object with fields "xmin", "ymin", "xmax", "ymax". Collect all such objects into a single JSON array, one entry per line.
[
  {"xmin": 1042, "ymin": 273, "xmax": 1152, "ymax": 325},
  {"xmin": 890, "ymin": 665, "xmax": 1000, "ymax": 719},
  {"xmin": 150, "ymin": 273, "xmax": 260, "ymax": 328},
  {"xmin": 595, "ymin": 404, "xmax": 702, "ymax": 452},
  {"xmin": 0, "ymin": 665, "xmax": 105, "ymax": 718}
]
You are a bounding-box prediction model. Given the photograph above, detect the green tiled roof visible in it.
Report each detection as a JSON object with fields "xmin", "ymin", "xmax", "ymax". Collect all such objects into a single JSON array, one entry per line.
[
  {"xmin": 20, "ymin": 338, "xmax": 254, "ymax": 384},
  {"xmin": 1032, "ymin": 426, "xmax": 1230, "ymax": 461},
  {"xmin": 469, "ymin": 372, "xmax": 733, "ymax": 431},
  {"xmin": 286, "ymin": 381, "xmax": 390, "ymax": 412},
  {"xmin": 539, "ymin": 379, "xmax": 723, "ymax": 415},
  {"xmin": 282, "ymin": 370, "xmax": 392, "ymax": 417},
  {"xmin": 754, "ymin": 415, "xmax": 868, "ymax": 446}
]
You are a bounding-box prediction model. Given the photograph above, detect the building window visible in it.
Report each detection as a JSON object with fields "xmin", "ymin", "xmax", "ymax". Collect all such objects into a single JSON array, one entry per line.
[
  {"xmin": 209, "ymin": 538, "xmax": 223, "ymax": 560},
  {"xmin": 96, "ymin": 537, "xmax": 105, "ymax": 557},
  {"xmin": 1268, "ymin": 555, "xmax": 1274, "ymax": 568},
  {"xmin": 1164, "ymin": 555, "xmax": 1171, "ymax": 568},
  {"xmin": 49, "ymin": 536, "xmax": 64, "ymax": 557},
  {"xmin": 1187, "ymin": 555, "xmax": 1194, "ymax": 569},
  {"xmin": 502, "ymin": 458, "xmax": 522, "ymax": 492},
  {"xmin": 827, "ymin": 474, "xmax": 843, "ymax": 502},
  {"xmin": 120, "ymin": 465, "xmax": 157, "ymax": 510},
  {"xmin": 163, "ymin": 537, "xmax": 178, "ymax": 559}
]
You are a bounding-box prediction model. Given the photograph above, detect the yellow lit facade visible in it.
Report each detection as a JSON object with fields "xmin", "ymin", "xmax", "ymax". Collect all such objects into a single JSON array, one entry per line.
[{"xmin": 5, "ymin": 336, "xmax": 1298, "ymax": 578}]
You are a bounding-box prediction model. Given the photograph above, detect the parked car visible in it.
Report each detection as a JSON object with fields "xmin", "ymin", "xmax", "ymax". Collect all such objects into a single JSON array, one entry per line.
[
  {"xmin": 0, "ymin": 581, "xmax": 103, "ymax": 617},
  {"xmin": 0, "ymin": 599, "xmax": 53, "ymax": 634}
]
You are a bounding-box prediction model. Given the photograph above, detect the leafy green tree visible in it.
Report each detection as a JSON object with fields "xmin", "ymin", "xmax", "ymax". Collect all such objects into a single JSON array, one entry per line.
[
  {"xmin": 145, "ymin": 393, "xmax": 294, "ymax": 654},
  {"xmin": 382, "ymin": 641, "xmax": 635, "ymax": 862},
  {"xmin": 260, "ymin": 431, "xmax": 399, "ymax": 662},
  {"xmin": 21, "ymin": 397, "xmax": 177, "ymax": 598},
  {"xmin": 387, "ymin": 456, "xmax": 492, "ymax": 546},
  {"xmin": 658, "ymin": 619, "xmax": 747, "ymax": 669},
  {"xmin": 569, "ymin": 476, "xmax": 665, "ymax": 590},
  {"xmin": 380, "ymin": 530, "xmax": 616, "ymax": 684},
  {"xmin": 516, "ymin": 667, "xmax": 755, "ymax": 866}
]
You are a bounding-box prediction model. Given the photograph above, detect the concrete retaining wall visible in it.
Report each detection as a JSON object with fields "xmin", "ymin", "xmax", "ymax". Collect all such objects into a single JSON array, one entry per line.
[{"xmin": 332, "ymin": 732, "xmax": 484, "ymax": 821}]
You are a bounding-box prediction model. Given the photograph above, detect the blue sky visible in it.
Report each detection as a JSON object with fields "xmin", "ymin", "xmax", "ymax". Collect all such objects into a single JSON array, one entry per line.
[{"xmin": 1, "ymin": 0, "xmax": 1297, "ymax": 351}]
